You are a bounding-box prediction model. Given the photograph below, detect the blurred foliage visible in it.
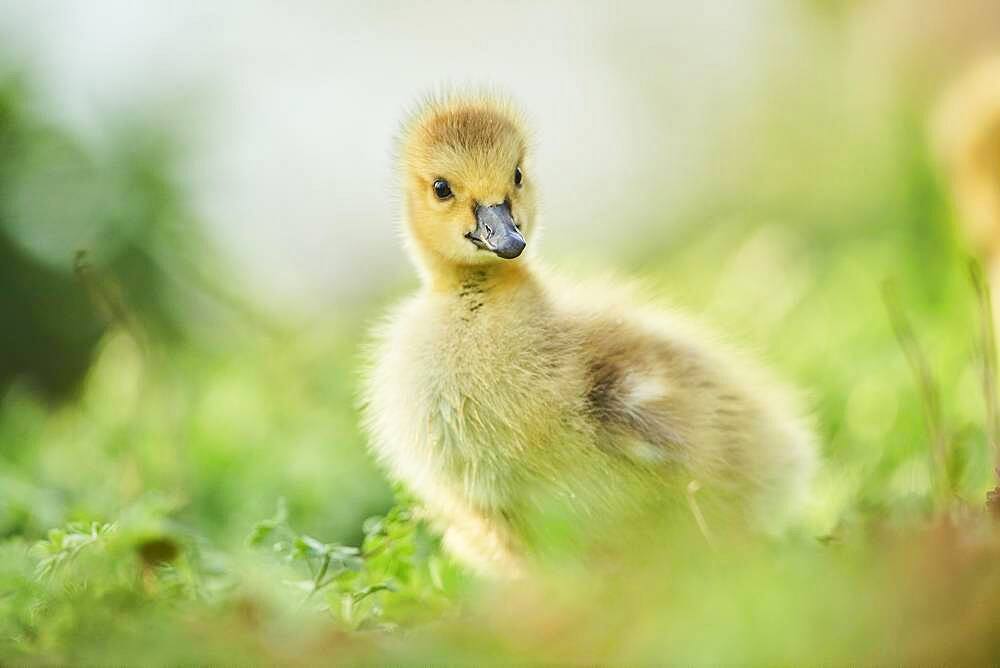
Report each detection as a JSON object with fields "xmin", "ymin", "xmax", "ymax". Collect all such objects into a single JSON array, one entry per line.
[
  {"xmin": 3, "ymin": 16, "xmax": 1000, "ymax": 663},
  {"xmin": 0, "ymin": 74, "xmax": 207, "ymax": 400}
]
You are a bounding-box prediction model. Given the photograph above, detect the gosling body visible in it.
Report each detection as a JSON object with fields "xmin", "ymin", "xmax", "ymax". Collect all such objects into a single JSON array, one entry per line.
[{"xmin": 363, "ymin": 92, "xmax": 815, "ymax": 575}]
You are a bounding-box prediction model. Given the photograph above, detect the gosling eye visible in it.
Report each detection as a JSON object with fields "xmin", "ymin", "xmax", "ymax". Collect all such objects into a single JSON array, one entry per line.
[
  {"xmin": 514, "ymin": 166, "xmax": 523, "ymax": 187},
  {"xmin": 433, "ymin": 178, "xmax": 453, "ymax": 200}
]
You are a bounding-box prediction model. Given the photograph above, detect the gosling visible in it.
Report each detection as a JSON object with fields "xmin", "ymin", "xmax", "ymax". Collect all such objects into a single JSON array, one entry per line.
[{"xmin": 363, "ymin": 91, "xmax": 816, "ymax": 576}]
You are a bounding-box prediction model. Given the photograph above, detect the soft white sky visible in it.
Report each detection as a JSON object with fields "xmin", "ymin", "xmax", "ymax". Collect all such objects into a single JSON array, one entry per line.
[{"xmin": 0, "ymin": 1, "xmax": 784, "ymax": 310}]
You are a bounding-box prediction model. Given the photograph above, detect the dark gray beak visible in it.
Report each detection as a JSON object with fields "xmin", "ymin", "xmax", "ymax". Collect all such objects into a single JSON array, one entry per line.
[{"xmin": 466, "ymin": 201, "xmax": 525, "ymax": 259}]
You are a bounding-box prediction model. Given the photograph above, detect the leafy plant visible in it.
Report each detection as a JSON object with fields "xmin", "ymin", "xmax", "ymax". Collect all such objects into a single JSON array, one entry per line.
[
  {"xmin": 31, "ymin": 522, "xmax": 117, "ymax": 579},
  {"xmin": 248, "ymin": 496, "xmax": 461, "ymax": 630}
]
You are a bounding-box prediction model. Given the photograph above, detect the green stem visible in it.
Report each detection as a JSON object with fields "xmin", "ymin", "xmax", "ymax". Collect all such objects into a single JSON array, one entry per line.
[
  {"xmin": 882, "ymin": 280, "xmax": 951, "ymax": 505},
  {"xmin": 307, "ymin": 554, "xmax": 331, "ymax": 600}
]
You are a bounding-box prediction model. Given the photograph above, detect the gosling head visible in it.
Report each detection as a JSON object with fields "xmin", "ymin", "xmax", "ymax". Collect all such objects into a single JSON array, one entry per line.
[{"xmin": 398, "ymin": 91, "xmax": 536, "ymax": 274}]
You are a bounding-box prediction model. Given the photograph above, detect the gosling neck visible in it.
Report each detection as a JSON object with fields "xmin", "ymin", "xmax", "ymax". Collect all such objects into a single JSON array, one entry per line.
[{"xmin": 423, "ymin": 255, "xmax": 533, "ymax": 296}]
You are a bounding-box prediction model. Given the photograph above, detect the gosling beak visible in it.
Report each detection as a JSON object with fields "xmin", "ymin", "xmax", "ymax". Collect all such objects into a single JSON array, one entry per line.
[{"xmin": 466, "ymin": 201, "xmax": 525, "ymax": 259}]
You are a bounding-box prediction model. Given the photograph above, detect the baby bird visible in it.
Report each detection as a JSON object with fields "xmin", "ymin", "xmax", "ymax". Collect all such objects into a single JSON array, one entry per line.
[{"xmin": 363, "ymin": 91, "xmax": 816, "ymax": 576}]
